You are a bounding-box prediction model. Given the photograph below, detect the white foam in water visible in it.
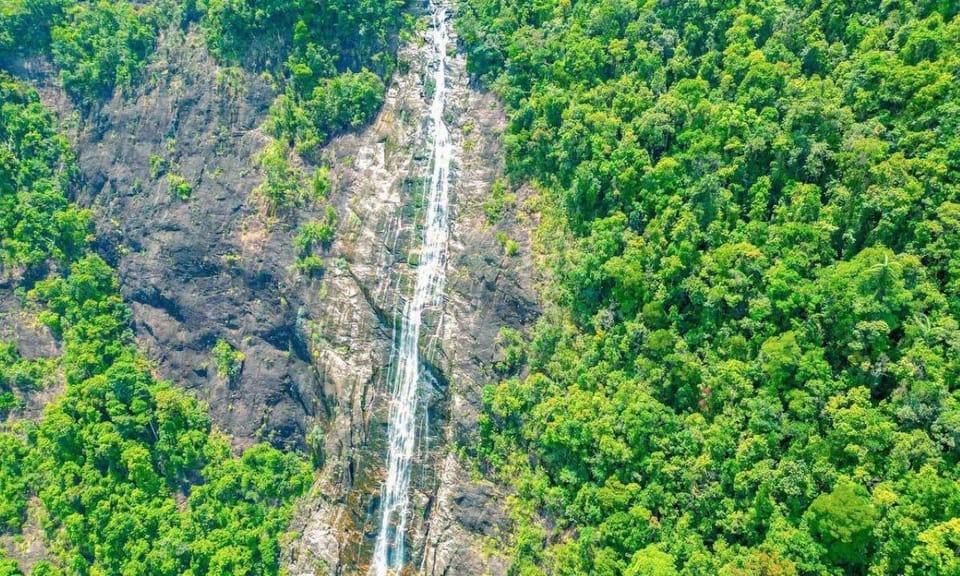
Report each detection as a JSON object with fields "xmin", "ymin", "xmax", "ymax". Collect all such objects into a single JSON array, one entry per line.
[{"xmin": 370, "ymin": 3, "xmax": 453, "ymax": 574}]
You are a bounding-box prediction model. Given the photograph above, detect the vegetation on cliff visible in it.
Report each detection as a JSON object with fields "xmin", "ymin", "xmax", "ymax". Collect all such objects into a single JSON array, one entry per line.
[
  {"xmin": 201, "ymin": 0, "xmax": 403, "ymax": 155},
  {"xmin": 0, "ymin": 0, "xmax": 167, "ymax": 105},
  {"xmin": 0, "ymin": 75, "xmax": 311, "ymax": 575},
  {"xmin": 0, "ymin": 4, "xmax": 411, "ymax": 569},
  {"xmin": 457, "ymin": 0, "xmax": 960, "ymax": 574}
]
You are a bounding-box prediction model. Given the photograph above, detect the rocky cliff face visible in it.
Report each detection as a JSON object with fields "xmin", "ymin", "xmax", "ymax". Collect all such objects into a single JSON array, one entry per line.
[
  {"xmin": 14, "ymin": 28, "xmax": 322, "ymax": 451},
  {"xmin": 286, "ymin": 6, "xmax": 537, "ymax": 574},
  {"xmin": 14, "ymin": 4, "xmax": 536, "ymax": 573}
]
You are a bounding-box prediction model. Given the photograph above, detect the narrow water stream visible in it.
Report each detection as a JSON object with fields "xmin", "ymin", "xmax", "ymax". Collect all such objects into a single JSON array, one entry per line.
[{"xmin": 370, "ymin": 3, "xmax": 453, "ymax": 574}]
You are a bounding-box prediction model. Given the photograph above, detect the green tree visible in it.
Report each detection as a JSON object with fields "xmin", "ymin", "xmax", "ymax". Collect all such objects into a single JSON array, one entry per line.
[
  {"xmin": 907, "ymin": 518, "xmax": 960, "ymax": 576},
  {"xmin": 625, "ymin": 546, "xmax": 679, "ymax": 576},
  {"xmin": 804, "ymin": 483, "xmax": 878, "ymax": 568}
]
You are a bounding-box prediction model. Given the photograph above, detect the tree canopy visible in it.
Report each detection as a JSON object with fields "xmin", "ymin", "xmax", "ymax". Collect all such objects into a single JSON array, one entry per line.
[
  {"xmin": 457, "ymin": 0, "xmax": 960, "ymax": 574},
  {"xmin": 0, "ymin": 0, "xmax": 402, "ymax": 142}
]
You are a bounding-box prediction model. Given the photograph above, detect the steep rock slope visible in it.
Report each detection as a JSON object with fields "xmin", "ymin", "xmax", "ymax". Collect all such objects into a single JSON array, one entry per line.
[
  {"xmin": 20, "ymin": 28, "xmax": 321, "ymax": 449},
  {"xmin": 12, "ymin": 4, "xmax": 535, "ymax": 574},
  {"xmin": 286, "ymin": 6, "xmax": 536, "ymax": 575}
]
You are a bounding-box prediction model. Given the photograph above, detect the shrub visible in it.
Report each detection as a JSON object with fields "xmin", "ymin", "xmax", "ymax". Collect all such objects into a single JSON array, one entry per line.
[
  {"xmin": 167, "ymin": 174, "xmax": 192, "ymax": 199},
  {"xmin": 212, "ymin": 339, "xmax": 244, "ymax": 385}
]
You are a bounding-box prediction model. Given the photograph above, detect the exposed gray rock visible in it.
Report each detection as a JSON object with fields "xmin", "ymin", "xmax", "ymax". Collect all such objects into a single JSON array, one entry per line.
[
  {"xmin": 46, "ymin": 28, "xmax": 325, "ymax": 451},
  {"xmin": 11, "ymin": 6, "xmax": 536, "ymax": 573},
  {"xmin": 287, "ymin": 4, "xmax": 537, "ymax": 574}
]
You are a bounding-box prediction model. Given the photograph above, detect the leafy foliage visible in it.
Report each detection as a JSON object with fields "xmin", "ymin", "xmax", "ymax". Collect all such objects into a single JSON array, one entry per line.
[
  {"xmin": 0, "ymin": 434, "xmax": 29, "ymax": 532},
  {"xmin": 0, "ymin": 0, "xmax": 66, "ymax": 58},
  {"xmin": 266, "ymin": 70, "xmax": 385, "ymax": 153},
  {"xmin": 805, "ymin": 483, "xmax": 878, "ymax": 567},
  {"xmin": 0, "ymin": 75, "xmax": 89, "ymax": 269},
  {"xmin": 200, "ymin": 0, "xmax": 402, "ymax": 153},
  {"xmin": 291, "ymin": 207, "xmax": 337, "ymax": 277},
  {"xmin": 256, "ymin": 139, "xmax": 304, "ymax": 214},
  {"xmin": 167, "ymin": 173, "xmax": 192, "ymax": 199},
  {"xmin": 212, "ymin": 338, "xmax": 244, "ymax": 385},
  {"xmin": 0, "ymin": 1, "xmax": 162, "ymax": 105},
  {"xmin": 199, "ymin": 0, "xmax": 401, "ymax": 73},
  {"xmin": 0, "ymin": 341, "xmax": 55, "ymax": 417},
  {"xmin": 294, "ymin": 209, "xmax": 337, "ymax": 253},
  {"xmin": 50, "ymin": 1, "xmax": 158, "ymax": 103},
  {"xmin": 483, "ymin": 178, "xmax": 516, "ymax": 224},
  {"xmin": 458, "ymin": 0, "xmax": 960, "ymax": 574}
]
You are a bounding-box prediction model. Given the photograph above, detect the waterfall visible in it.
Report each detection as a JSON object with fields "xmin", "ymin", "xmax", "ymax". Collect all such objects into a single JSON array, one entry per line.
[{"xmin": 370, "ymin": 3, "xmax": 452, "ymax": 574}]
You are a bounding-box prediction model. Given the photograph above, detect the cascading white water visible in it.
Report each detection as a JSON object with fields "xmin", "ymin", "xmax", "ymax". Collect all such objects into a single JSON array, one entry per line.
[{"xmin": 370, "ymin": 3, "xmax": 452, "ymax": 575}]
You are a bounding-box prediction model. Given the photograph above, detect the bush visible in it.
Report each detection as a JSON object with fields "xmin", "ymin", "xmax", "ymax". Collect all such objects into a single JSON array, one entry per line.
[
  {"xmin": 149, "ymin": 154, "xmax": 167, "ymax": 179},
  {"xmin": 212, "ymin": 338, "xmax": 245, "ymax": 385},
  {"xmin": 311, "ymin": 166, "xmax": 331, "ymax": 200},
  {"xmin": 483, "ymin": 179, "xmax": 516, "ymax": 224},
  {"xmin": 50, "ymin": 1, "xmax": 158, "ymax": 104},
  {"xmin": 293, "ymin": 254, "xmax": 324, "ymax": 277},
  {"xmin": 167, "ymin": 174, "xmax": 192, "ymax": 199},
  {"xmin": 294, "ymin": 207, "xmax": 338, "ymax": 254},
  {"xmin": 256, "ymin": 139, "xmax": 303, "ymax": 214}
]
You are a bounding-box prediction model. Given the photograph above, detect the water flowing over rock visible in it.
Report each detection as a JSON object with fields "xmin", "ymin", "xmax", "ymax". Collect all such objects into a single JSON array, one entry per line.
[
  {"xmin": 13, "ymin": 1, "xmax": 537, "ymax": 572},
  {"xmin": 286, "ymin": 1, "xmax": 537, "ymax": 573},
  {"xmin": 369, "ymin": 3, "xmax": 453, "ymax": 574}
]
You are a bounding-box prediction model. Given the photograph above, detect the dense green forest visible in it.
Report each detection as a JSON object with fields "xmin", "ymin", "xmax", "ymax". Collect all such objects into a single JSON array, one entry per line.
[
  {"xmin": 0, "ymin": 0, "xmax": 402, "ymax": 148},
  {"xmin": 457, "ymin": 0, "xmax": 960, "ymax": 574}
]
